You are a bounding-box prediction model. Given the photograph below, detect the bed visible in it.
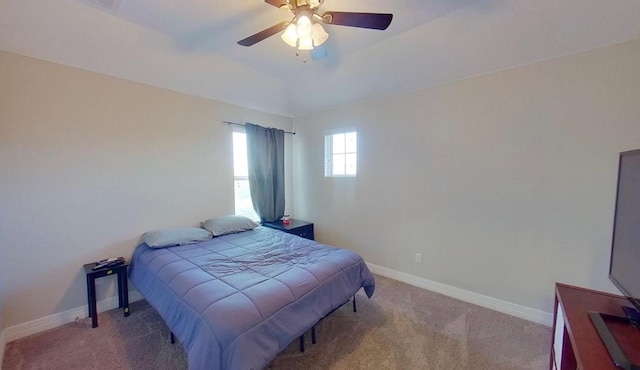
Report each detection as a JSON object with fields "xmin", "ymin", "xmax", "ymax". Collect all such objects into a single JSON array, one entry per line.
[{"xmin": 129, "ymin": 225, "xmax": 375, "ymax": 370}]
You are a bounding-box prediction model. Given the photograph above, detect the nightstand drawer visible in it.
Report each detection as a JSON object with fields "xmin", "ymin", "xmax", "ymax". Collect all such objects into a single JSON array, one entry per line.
[{"xmin": 289, "ymin": 224, "xmax": 314, "ymax": 240}]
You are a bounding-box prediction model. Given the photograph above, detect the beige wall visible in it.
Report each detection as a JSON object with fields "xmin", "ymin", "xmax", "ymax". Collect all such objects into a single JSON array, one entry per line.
[
  {"xmin": 2, "ymin": 37, "xmax": 639, "ymax": 331},
  {"xmin": 0, "ymin": 51, "xmax": 293, "ymax": 328},
  {"xmin": 292, "ymin": 39, "xmax": 640, "ymax": 314}
]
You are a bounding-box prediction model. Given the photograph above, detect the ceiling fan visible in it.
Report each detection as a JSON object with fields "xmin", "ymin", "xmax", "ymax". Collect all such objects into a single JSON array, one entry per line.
[{"xmin": 237, "ymin": 0, "xmax": 392, "ymax": 56}]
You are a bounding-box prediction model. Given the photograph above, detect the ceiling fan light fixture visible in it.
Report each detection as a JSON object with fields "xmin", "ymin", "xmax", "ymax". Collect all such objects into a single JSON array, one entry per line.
[
  {"xmin": 311, "ymin": 23, "xmax": 328, "ymax": 46},
  {"xmin": 281, "ymin": 23, "xmax": 298, "ymax": 47}
]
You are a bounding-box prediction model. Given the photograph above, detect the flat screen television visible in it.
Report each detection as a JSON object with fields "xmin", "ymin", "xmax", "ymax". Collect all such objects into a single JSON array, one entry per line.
[
  {"xmin": 589, "ymin": 149, "xmax": 640, "ymax": 370},
  {"xmin": 609, "ymin": 149, "xmax": 640, "ymax": 320}
]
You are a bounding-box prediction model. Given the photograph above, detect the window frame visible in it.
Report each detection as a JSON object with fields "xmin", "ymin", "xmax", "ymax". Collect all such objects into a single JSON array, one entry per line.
[{"xmin": 324, "ymin": 130, "xmax": 358, "ymax": 178}]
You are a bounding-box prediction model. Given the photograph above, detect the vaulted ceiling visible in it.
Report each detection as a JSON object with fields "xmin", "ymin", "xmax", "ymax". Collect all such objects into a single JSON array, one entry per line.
[{"xmin": 1, "ymin": 0, "xmax": 640, "ymax": 117}]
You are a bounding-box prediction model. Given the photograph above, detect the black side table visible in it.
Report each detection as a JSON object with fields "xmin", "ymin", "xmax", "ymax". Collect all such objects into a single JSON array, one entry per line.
[
  {"xmin": 83, "ymin": 259, "xmax": 130, "ymax": 328},
  {"xmin": 262, "ymin": 219, "xmax": 314, "ymax": 240}
]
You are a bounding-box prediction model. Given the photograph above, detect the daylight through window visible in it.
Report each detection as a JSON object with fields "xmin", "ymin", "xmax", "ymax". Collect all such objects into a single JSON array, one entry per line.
[
  {"xmin": 324, "ymin": 131, "xmax": 357, "ymax": 177},
  {"xmin": 233, "ymin": 130, "xmax": 259, "ymax": 221}
]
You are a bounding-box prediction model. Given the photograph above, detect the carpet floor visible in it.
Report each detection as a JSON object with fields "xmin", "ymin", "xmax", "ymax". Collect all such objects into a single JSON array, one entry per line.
[{"xmin": 2, "ymin": 275, "xmax": 551, "ymax": 369}]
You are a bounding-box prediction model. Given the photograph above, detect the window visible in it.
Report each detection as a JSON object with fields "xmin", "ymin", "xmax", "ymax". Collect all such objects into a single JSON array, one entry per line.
[
  {"xmin": 233, "ymin": 130, "xmax": 259, "ymax": 221},
  {"xmin": 324, "ymin": 131, "xmax": 357, "ymax": 177}
]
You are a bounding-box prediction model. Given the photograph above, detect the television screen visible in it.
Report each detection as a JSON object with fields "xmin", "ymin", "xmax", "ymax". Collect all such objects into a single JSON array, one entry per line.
[{"xmin": 609, "ymin": 149, "xmax": 640, "ymax": 313}]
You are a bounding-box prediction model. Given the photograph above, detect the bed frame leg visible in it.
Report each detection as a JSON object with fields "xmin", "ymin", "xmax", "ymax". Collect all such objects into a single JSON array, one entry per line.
[
  {"xmin": 170, "ymin": 332, "xmax": 175, "ymax": 344},
  {"xmin": 298, "ymin": 295, "xmax": 354, "ymax": 354}
]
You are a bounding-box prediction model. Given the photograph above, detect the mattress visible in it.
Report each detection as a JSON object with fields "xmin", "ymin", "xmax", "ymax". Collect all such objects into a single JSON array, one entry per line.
[{"xmin": 129, "ymin": 226, "xmax": 375, "ymax": 370}]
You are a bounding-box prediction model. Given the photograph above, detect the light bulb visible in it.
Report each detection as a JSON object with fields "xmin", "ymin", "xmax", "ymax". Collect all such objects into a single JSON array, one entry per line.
[
  {"xmin": 296, "ymin": 15, "xmax": 312, "ymax": 38},
  {"xmin": 311, "ymin": 23, "xmax": 328, "ymax": 46},
  {"xmin": 281, "ymin": 23, "xmax": 298, "ymax": 48},
  {"xmin": 298, "ymin": 36, "xmax": 314, "ymax": 50}
]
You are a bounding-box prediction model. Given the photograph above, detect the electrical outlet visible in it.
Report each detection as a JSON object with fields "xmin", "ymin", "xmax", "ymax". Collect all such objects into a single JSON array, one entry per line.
[{"xmin": 415, "ymin": 253, "xmax": 422, "ymax": 263}]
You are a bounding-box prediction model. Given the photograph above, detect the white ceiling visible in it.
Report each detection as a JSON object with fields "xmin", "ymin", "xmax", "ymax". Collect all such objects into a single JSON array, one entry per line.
[{"xmin": 1, "ymin": 0, "xmax": 640, "ymax": 117}]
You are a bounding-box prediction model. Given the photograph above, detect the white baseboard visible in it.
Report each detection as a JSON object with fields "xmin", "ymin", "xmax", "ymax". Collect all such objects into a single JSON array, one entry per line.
[
  {"xmin": 3, "ymin": 265, "xmax": 553, "ymax": 347},
  {"xmin": 4, "ymin": 290, "xmax": 143, "ymax": 343},
  {"xmin": 366, "ymin": 262, "xmax": 553, "ymax": 327}
]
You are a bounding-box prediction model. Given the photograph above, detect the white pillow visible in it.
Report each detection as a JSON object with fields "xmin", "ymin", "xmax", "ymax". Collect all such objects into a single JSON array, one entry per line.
[
  {"xmin": 201, "ymin": 215, "xmax": 259, "ymax": 236},
  {"xmin": 142, "ymin": 227, "xmax": 213, "ymax": 248}
]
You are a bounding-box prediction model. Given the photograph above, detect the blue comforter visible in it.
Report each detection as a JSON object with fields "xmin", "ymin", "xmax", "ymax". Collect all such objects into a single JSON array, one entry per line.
[{"xmin": 129, "ymin": 226, "xmax": 375, "ymax": 370}]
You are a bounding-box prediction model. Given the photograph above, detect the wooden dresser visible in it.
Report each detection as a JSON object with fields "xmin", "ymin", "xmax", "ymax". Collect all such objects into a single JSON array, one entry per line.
[{"xmin": 551, "ymin": 283, "xmax": 640, "ymax": 369}]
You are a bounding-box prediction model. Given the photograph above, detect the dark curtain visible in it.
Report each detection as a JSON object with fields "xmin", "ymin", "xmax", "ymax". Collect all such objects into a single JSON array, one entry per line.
[{"xmin": 245, "ymin": 123, "xmax": 285, "ymax": 223}]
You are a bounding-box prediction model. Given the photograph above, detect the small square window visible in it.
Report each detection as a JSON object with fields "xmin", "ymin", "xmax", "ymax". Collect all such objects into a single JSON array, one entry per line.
[{"xmin": 325, "ymin": 131, "xmax": 357, "ymax": 177}]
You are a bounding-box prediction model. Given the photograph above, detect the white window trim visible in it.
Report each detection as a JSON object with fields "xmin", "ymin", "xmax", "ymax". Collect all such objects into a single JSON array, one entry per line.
[{"xmin": 324, "ymin": 130, "xmax": 357, "ymax": 178}]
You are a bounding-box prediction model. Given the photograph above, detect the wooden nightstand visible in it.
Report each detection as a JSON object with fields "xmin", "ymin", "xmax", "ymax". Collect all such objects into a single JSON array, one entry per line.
[
  {"xmin": 83, "ymin": 259, "xmax": 130, "ymax": 328},
  {"xmin": 262, "ymin": 219, "xmax": 314, "ymax": 240}
]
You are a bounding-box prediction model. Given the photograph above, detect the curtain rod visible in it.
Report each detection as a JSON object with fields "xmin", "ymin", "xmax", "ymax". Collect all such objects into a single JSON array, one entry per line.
[{"xmin": 222, "ymin": 121, "xmax": 295, "ymax": 135}]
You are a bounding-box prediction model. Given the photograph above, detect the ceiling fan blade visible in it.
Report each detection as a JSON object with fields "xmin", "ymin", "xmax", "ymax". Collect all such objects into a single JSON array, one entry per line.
[
  {"xmin": 237, "ymin": 21, "xmax": 288, "ymax": 47},
  {"xmin": 264, "ymin": 0, "xmax": 287, "ymax": 9},
  {"xmin": 322, "ymin": 11, "xmax": 393, "ymax": 30}
]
